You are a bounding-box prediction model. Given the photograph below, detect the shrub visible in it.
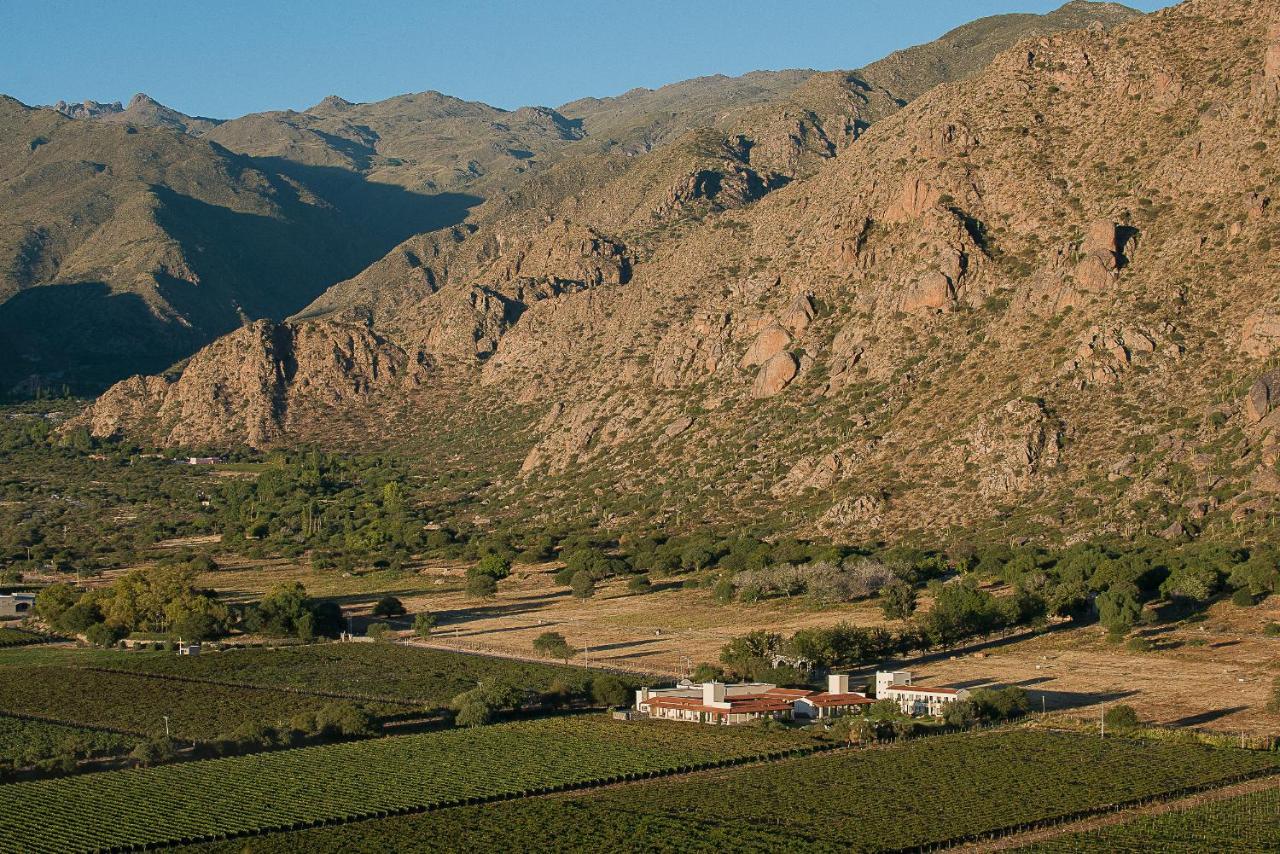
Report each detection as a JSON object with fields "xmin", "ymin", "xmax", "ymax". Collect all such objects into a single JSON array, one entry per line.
[
  {"xmin": 1125, "ymin": 636, "xmax": 1152, "ymax": 653},
  {"xmin": 465, "ymin": 572, "xmax": 497, "ymax": 600},
  {"xmin": 473, "ymin": 554, "xmax": 512, "ymax": 580},
  {"xmin": 1230, "ymin": 588, "xmax": 1257, "ymax": 607},
  {"xmin": 1103, "ymin": 704, "xmax": 1140, "ymax": 731},
  {"xmin": 366, "ymin": 622, "xmax": 390, "ymax": 642},
  {"xmin": 372, "ymin": 596, "xmax": 406, "ymax": 618},
  {"xmin": 626, "ymin": 574, "xmax": 651, "ymax": 594}
]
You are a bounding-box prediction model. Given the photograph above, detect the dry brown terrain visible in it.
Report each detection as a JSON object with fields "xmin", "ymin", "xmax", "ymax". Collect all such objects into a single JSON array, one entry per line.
[{"xmin": 194, "ymin": 554, "xmax": 1280, "ymax": 736}]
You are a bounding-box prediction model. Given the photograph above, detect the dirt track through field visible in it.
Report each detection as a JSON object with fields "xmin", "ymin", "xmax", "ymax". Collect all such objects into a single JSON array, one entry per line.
[{"xmin": 952, "ymin": 773, "xmax": 1280, "ymax": 852}]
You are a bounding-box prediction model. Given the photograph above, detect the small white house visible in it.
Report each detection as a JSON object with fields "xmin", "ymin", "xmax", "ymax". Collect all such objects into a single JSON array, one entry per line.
[
  {"xmin": 177, "ymin": 642, "xmax": 201, "ymax": 656},
  {"xmin": 876, "ymin": 670, "xmax": 969, "ymax": 717},
  {"xmin": 0, "ymin": 593, "xmax": 35, "ymax": 619}
]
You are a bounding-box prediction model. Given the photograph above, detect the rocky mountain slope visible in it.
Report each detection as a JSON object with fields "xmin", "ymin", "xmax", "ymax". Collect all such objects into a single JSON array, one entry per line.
[
  {"xmin": 10, "ymin": 2, "xmax": 1137, "ymax": 395},
  {"xmin": 0, "ymin": 96, "xmax": 480, "ymax": 391},
  {"xmin": 78, "ymin": 1, "xmax": 1280, "ymax": 551}
]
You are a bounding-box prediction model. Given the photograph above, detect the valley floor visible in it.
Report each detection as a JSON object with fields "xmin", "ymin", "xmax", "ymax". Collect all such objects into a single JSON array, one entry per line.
[{"xmin": 192, "ymin": 553, "xmax": 1280, "ymax": 737}]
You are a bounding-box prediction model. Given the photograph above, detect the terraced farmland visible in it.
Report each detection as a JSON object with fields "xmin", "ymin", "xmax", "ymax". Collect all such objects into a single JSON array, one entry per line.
[
  {"xmin": 178, "ymin": 730, "xmax": 1280, "ymax": 853},
  {"xmin": 0, "ymin": 716, "xmax": 815, "ymax": 852}
]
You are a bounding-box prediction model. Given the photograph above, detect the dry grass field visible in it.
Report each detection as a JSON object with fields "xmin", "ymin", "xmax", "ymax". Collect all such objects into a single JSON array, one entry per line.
[{"xmin": 188, "ymin": 553, "xmax": 1280, "ymax": 737}]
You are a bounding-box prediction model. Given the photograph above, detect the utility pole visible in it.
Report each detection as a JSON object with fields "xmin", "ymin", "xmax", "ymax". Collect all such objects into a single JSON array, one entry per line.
[
  {"xmin": 1100, "ymin": 704, "xmax": 1105, "ymax": 739},
  {"xmin": 163, "ymin": 715, "xmax": 170, "ymax": 738}
]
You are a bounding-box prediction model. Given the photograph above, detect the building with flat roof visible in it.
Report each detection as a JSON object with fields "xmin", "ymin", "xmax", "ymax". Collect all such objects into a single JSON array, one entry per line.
[
  {"xmin": 0, "ymin": 593, "xmax": 35, "ymax": 619},
  {"xmin": 876, "ymin": 670, "xmax": 970, "ymax": 717}
]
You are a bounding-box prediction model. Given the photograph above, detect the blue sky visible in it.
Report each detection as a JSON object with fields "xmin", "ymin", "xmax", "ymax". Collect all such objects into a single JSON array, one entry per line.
[{"xmin": 0, "ymin": 1, "xmax": 1172, "ymax": 118}]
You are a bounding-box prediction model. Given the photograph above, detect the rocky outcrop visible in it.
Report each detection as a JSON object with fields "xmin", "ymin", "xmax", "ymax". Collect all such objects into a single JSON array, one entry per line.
[
  {"xmin": 1060, "ymin": 324, "xmax": 1181, "ymax": 387},
  {"xmin": 1073, "ymin": 219, "xmax": 1127, "ymax": 292},
  {"xmin": 67, "ymin": 320, "xmax": 417, "ymax": 447},
  {"xmin": 1241, "ymin": 306, "xmax": 1280, "ymax": 357},
  {"xmin": 956, "ymin": 400, "xmax": 1062, "ymax": 495}
]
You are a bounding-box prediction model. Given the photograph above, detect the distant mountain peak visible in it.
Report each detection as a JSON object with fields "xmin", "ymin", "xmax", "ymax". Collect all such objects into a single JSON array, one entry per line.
[{"xmin": 311, "ymin": 94, "xmax": 356, "ymax": 113}]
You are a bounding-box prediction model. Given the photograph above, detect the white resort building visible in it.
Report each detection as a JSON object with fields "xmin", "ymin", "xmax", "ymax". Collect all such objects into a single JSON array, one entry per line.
[
  {"xmin": 634, "ymin": 671, "xmax": 970, "ymax": 725},
  {"xmin": 876, "ymin": 670, "xmax": 970, "ymax": 717},
  {"xmin": 635, "ymin": 675, "xmax": 872, "ymax": 725}
]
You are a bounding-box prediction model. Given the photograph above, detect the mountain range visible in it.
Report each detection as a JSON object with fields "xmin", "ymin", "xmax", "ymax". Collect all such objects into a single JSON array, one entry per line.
[{"xmin": 21, "ymin": 0, "xmax": 1280, "ymax": 545}]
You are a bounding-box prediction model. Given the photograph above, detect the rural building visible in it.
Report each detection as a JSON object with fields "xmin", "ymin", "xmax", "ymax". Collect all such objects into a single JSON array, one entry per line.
[
  {"xmin": 635, "ymin": 675, "xmax": 872, "ymax": 725},
  {"xmin": 177, "ymin": 642, "xmax": 202, "ymax": 656},
  {"xmin": 794, "ymin": 674, "xmax": 875, "ymax": 719},
  {"xmin": 876, "ymin": 670, "xmax": 969, "ymax": 717},
  {"xmin": 0, "ymin": 593, "xmax": 35, "ymax": 618}
]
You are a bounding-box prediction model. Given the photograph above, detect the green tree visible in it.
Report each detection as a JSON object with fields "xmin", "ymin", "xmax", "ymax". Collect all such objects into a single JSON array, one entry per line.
[
  {"xmin": 315, "ymin": 702, "xmax": 374, "ymax": 737},
  {"xmin": 690, "ymin": 662, "xmax": 725, "ymax": 682},
  {"xmin": 570, "ymin": 570, "xmax": 596, "ymax": 599},
  {"xmin": 366, "ymin": 622, "xmax": 391, "ymax": 641},
  {"xmin": 970, "ymin": 686, "xmax": 1031, "ymax": 721},
  {"xmin": 880, "ymin": 579, "xmax": 917, "ymax": 621},
  {"xmin": 172, "ymin": 610, "xmax": 220, "ymax": 642},
  {"xmin": 84, "ymin": 622, "xmax": 123, "ymax": 648},
  {"xmin": 1229, "ymin": 550, "xmax": 1279, "ymax": 597},
  {"xmin": 626, "ymin": 574, "xmax": 652, "ymax": 594},
  {"xmin": 1160, "ymin": 562, "xmax": 1221, "ymax": 604},
  {"xmin": 719, "ymin": 630, "xmax": 783, "ymax": 680},
  {"xmin": 465, "ymin": 572, "xmax": 498, "ymax": 599},
  {"xmin": 942, "ymin": 699, "xmax": 980, "ymax": 729},
  {"xmin": 129, "ymin": 736, "xmax": 176, "ymax": 767},
  {"xmin": 1097, "ymin": 585, "xmax": 1142, "ymax": 637},
  {"xmin": 473, "ymin": 553, "xmax": 512, "ymax": 580},
  {"xmin": 590, "ymin": 675, "xmax": 632, "ymax": 708},
  {"xmin": 413, "ymin": 612, "xmax": 437, "ymax": 638},
  {"xmin": 34, "ymin": 583, "xmax": 80, "ymax": 626},
  {"xmin": 533, "ymin": 631, "xmax": 575, "ymax": 661}
]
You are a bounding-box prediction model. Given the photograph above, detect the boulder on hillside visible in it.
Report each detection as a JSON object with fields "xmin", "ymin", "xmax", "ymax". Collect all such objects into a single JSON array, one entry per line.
[
  {"xmin": 752, "ymin": 351, "xmax": 799, "ymax": 398},
  {"xmin": 901, "ymin": 270, "xmax": 955, "ymax": 313},
  {"xmin": 740, "ymin": 324, "xmax": 793, "ymax": 368},
  {"xmin": 780, "ymin": 294, "xmax": 815, "ymax": 333},
  {"xmin": 1246, "ymin": 369, "xmax": 1280, "ymax": 424}
]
